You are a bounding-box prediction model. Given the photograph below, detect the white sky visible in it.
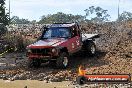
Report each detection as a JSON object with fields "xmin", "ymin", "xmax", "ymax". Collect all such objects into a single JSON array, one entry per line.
[{"xmin": 5, "ymin": 0, "xmax": 132, "ymax": 21}]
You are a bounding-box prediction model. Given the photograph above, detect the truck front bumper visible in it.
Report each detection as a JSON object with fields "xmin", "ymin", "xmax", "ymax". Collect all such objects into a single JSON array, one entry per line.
[{"xmin": 27, "ymin": 54, "xmax": 57, "ymax": 60}]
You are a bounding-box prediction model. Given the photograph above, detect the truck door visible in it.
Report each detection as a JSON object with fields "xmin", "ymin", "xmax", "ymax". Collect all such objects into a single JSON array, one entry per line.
[
  {"xmin": 68, "ymin": 26, "xmax": 81, "ymax": 53},
  {"xmin": 74, "ymin": 26, "xmax": 82, "ymax": 50}
]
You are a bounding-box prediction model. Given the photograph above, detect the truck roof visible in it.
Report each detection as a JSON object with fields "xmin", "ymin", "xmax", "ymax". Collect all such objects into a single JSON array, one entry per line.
[{"xmin": 49, "ymin": 23, "xmax": 76, "ymax": 28}]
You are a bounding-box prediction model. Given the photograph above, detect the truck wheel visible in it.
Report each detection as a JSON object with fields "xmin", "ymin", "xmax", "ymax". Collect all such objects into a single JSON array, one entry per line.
[
  {"xmin": 27, "ymin": 59, "xmax": 33, "ymax": 68},
  {"xmin": 33, "ymin": 60, "xmax": 41, "ymax": 67},
  {"xmin": 76, "ymin": 76, "xmax": 86, "ymax": 85},
  {"xmin": 28, "ymin": 59, "xmax": 41, "ymax": 68},
  {"xmin": 56, "ymin": 52, "xmax": 69, "ymax": 69},
  {"xmin": 49, "ymin": 60, "xmax": 56, "ymax": 67},
  {"xmin": 87, "ymin": 41, "xmax": 96, "ymax": 56}
]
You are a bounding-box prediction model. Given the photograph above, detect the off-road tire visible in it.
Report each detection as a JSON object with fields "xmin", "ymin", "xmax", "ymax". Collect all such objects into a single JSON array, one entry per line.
[
  {"xmin": 28, "ymin": 59, "xmax": 41, "ymax": 68},
  {"xmin": 56, "ymin": 52, "xmax": 69, "ymax": 69},
  {"xmin": 49, "ymin": 60, "xmax": 56, "ymax": 68},
  {"xmin": 27, "ymin": 59, "xmax": 33, "ymax": 68},
  {"xmin": 76, "ymin": 76, "xmax": 86, "ymax": 85},
  {"xmin": 87, "ymin": 41, "xmax": 96, "ymax": 56}
]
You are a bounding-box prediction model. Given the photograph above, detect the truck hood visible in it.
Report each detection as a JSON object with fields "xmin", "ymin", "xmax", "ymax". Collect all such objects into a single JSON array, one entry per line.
[{"xmin": 28, "ymin": 38, "xmax": 66, "ymax": 48}]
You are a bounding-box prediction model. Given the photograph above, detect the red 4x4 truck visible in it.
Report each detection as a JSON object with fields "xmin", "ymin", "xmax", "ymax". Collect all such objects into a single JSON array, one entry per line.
[{"xmin": 26, "ymin": 23, "xmax": 99, "ymax": 68}]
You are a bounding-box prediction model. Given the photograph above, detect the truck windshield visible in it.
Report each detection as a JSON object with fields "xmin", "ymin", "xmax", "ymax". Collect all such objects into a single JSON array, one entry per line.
[{"xmin": 41, "ymin": 27, "xmax": 71, "ymax": 39}]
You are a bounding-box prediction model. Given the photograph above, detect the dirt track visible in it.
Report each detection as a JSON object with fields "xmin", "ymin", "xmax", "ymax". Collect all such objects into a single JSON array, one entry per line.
[
  {"xmin": 0, "ymin": 51, "xmax": 131, "ymax": 88},
  {"xmin": 0, "ymin": 51, "xmax": 107, "ymax": 81},
  {"xmin": 0, "ymin": 80, "xmax": 73, "ymax": 88}
]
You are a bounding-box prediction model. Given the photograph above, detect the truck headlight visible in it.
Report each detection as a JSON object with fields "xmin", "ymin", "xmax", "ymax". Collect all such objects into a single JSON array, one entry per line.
[
  {"xmin": 51, "ymin": 48, "xmax": 57, "ymax": 53},
  {"xmin": 27, "ymin": 49, "xmax": 32, "ymax": 53}
]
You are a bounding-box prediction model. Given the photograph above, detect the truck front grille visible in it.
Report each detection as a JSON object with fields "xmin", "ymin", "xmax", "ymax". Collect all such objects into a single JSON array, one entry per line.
[{"xmin": 31, "ymin": 48, "xmax": 50, "ymax": 55}]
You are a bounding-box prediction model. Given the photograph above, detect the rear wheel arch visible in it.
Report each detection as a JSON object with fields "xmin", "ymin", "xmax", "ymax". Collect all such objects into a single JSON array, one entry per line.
[{"xmin": 83, "ymin": 39, "xmax": 93, "ymax": 45}]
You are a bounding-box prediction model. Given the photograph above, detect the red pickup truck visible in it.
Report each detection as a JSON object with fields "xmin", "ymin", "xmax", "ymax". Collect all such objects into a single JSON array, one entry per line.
[{"xmin": 26, "ymin": 23, "xmax": 99, "ymax": 68}]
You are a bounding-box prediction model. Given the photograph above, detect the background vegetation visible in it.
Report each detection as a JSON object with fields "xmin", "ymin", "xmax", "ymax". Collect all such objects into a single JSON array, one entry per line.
[
  {"xmin": 0, "ymin": 0, "xmax": 9, "ymax": 25},
  {"xmin": 9, "ymin": 6, "xmax": 132, "ymax": 24}
]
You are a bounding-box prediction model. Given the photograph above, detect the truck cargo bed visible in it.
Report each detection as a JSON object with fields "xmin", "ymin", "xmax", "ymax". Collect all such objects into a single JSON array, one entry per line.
[{"xmin": 82, "ymin": 34, "xmax": 99, "ymax": 41}]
